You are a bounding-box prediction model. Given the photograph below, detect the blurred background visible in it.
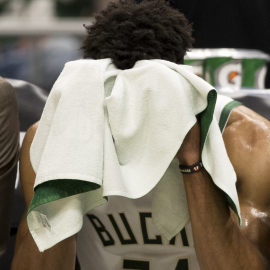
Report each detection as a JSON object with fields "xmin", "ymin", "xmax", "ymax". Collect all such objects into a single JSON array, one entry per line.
[
  {"xmin": 0, "ymin": 0, "xmax": 119, "ymax": 92},
  {"xmin": 0, "ymin": 0, "xmax": 270, "ymax": 269},
  {"xmin": 0, "ymin": 0, "xmax": 269, "ymax": 92}
]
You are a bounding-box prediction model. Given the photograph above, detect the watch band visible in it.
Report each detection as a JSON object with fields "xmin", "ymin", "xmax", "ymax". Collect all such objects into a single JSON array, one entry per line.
[{"xmin": 179, "ymin": 161, "xmax": 203, "ymax": 174}]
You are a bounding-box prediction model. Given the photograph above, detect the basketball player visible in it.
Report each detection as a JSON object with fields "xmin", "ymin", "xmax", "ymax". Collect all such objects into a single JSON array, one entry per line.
[{"xmin": 11, "ymin": 1, "xmax": 270, "ymax": 269}]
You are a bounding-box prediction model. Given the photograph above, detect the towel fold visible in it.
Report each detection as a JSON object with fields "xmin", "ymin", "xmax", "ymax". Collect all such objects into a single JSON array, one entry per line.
[{"xmin": 28, "ymin": 59, "xmax": 241, "ymax": 252}]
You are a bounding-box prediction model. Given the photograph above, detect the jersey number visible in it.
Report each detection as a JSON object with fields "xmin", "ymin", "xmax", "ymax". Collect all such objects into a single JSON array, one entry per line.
[{"xmin": 123, "ymin": 258, "xmax": 189, "ymax": 270}]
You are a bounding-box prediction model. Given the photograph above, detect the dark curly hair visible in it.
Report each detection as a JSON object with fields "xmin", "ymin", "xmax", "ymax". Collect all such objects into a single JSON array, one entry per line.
[{"xmin": 81, "ymin": 0, "xmax": 194, "ymax": 69}]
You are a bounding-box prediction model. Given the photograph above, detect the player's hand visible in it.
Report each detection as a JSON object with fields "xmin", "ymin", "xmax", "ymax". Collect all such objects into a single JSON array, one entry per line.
[{"xmin": 176, "ymin": 120, "xmax": 201, "ymax": 166}]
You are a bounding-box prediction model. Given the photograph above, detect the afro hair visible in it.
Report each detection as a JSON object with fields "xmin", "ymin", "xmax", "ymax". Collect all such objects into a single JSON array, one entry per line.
[{"xmin": 81, "ymin": 0, "xmax": 194, "ymax": 69}]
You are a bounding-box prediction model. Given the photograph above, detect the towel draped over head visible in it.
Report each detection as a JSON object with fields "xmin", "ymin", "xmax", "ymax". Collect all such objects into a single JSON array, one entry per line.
[{"xmin": 28, "ymin": 58, "xmax": 241, "ymax": 252}]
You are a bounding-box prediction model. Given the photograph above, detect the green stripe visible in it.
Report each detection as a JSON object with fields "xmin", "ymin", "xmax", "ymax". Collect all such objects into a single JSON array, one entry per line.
[
  {"xmin": 199, "ymin": 89, "xmax": 217, "ymax": 151},
  {"xmin": 219, "ymin": 101, "xmax": 242, "ymax": 133},
  {"xmin": 199, "ymin": 94, "xmax": 242, "ymax": 225},
  {"xmin": 226, "ymin": 194, "xmax": 241, "ymax": 226},
  {"xmin": 27, "ymin": 180, "xmax": 105, "ymax": 215}
]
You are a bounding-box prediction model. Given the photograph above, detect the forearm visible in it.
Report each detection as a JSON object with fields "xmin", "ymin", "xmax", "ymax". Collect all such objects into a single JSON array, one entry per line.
[
  {"xmin": 183, "ymin": 169, "xmax": 269, "ymax": 270},
  {"xmin": 11, "ymin": 215, "xmax": 76, "ymax": 270}
]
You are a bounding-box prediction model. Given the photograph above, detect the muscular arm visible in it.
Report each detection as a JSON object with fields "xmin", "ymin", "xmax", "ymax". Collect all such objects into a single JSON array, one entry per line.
[
  {"xmin": 177, "ymin": 106, "xmax": 270, "ymax": 270},
  {"xmin": 11, "ymin": 123, "xmax": 77, "ymax": 270}
]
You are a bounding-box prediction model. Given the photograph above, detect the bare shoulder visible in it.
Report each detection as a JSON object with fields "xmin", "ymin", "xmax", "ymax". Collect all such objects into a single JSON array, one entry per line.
[
  {"xmin": 21, "ymin": 121, "xmax": 39, "ymax": 168},
  {"xmin": 223, "ymin": 105, "xmax": 270, "ymax": 206},
  {"xmin": 224, "ymin": 105, "xmax": 270, "ymax": 149},
  {"xmin": 22, "ymin": 122, "xmax": 39, "ymax": 147},
  {"xmin": 20, "ymin": 121, "xmax": 40, "ymax": 208}
]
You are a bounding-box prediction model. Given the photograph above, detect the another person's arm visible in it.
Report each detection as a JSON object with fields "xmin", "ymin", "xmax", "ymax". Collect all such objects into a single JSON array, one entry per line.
[
  {"xmin": 0, "ymin": 77, "xmax": 20, "ymax": 256},
  {"xmin": 0, "ymin": 77, "xmax": 19, "ymax": 176},
  {"xmin": 11, "ymin": 123, "xmax": 77, "ymax": 270},
  {"xmin": 177, "ymin": 107, "xmax": 270, "ymax": 270}
]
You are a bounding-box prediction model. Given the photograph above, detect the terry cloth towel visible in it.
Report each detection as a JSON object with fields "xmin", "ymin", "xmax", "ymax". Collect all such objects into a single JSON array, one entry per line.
[{"xmin": 28, "ymin": 59, "xmax": 241, "ymax": 252}]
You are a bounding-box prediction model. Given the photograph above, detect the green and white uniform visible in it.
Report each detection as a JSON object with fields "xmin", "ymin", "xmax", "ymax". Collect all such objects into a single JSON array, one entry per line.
[{"xmin": 76, "ymin": 94, "xmax": 242, "ymax": 270}]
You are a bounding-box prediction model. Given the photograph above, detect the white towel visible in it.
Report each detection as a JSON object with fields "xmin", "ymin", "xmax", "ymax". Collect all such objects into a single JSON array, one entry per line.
[{"xmin": 28, "ymin": 59, "xmax": 241, "ymax": 252}]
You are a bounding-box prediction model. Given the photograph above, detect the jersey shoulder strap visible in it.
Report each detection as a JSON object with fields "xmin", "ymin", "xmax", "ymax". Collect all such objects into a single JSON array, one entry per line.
[{"xmin": 214, "ymin": 95, "xmax": 242, "ymax": 134}]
